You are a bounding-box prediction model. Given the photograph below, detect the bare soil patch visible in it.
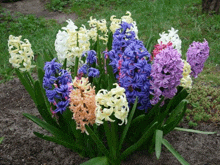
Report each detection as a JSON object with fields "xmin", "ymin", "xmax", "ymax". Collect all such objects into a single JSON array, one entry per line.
[{"xmin": 1, "ymin": 0, "xmax": 77, "ymax": 23}]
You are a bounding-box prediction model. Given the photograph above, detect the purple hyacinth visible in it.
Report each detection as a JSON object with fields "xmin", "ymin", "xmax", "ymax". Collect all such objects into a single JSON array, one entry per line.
[
  {"xmin": 77, "ymin": 50, "xmax": 100, "ymax": 78},
  {"xmin": 88, "ymin": 67, "xmax": 100, "ymax": 77},
  {"xmin": 78, "ymin": 64, "xmax": 88, "ymax": 75},
  {"xmin": 150, "ymin": 46, "xmax": 184, "ymax": 105},
  {"xmin": 186, "ymin": 39, "xmax": 209, "ymax": 78},
  {"xmin": 86, "ymin": 50, "xmax": 97, "ymax": 65},
  {"xmin": 43, "ymin": 58, "xmax": 72, "ymax": 114}
]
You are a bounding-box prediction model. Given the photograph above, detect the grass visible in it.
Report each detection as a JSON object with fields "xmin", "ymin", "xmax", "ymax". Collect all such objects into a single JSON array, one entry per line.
[{"xmin": 0, "ymin": 0, "xmax": 219, "ymax": 125}]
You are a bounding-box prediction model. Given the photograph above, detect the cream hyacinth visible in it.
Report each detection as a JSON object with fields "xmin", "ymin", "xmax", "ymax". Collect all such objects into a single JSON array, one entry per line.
[
  {"xmin": 55, "ymin": 19, "xmax": 90, "ymax": 69},
  {"xmin": 158, "ymin": 27, "xmax": 182, "ymax": 54},
  {"xmin": 87, "ymin": 17, "xmax": 108, "ymax": 44},
  {"xmin": 8, "ymin": 35, "xmax": 35, "ymax": 72},
  {"xmin": 110, "ymin": 11, "xmax": 139, "ymax": 39},
  {"xmin": 95, "ymin": 83, "xmax": 129, "ymax": 125},
  {"xmin": 180, "ymin": 60, "xmax": 192, "ymax": 89}
]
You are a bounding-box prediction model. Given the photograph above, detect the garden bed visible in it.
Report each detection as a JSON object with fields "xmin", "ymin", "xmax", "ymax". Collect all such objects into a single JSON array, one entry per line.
[{"xmin": 0, "ymin": 77, "xmax": 219, "ymax": 165}]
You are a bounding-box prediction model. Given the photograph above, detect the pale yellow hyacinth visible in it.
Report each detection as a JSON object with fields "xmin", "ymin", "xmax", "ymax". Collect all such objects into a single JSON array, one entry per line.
[
  {"xmin": 109, "ymin": 11, "xmax": 139, "ymax": 39},
  {"xmin": 180, "ymin": 60, "xmax": 192, "ymax": 89},
  {"xmin": 87, "ymin": 17, "xmax": 108, "ymax": 44},
  {"xmin": 8, "ymin": 35, "xmax": 35, "ymax": 72},
  {"xmin": 95, "ymin": 83, "xmax": 129, "ymax": 125}
]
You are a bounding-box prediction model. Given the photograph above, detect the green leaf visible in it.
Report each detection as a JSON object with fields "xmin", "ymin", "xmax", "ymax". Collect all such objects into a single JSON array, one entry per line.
[
  {"xmin": 80, "ymin": 156, "xmax": 109, "ymax": 165},
  {"xmin": 162, "ymin": 139, "xmax": 189, "ymax": 165},
  {"xmin": 34, "ymin": 132, "xmax": 83, "ymax": 152},
  {"xmin": 34, "ymin": 80, "xmax": 59, "ymax": 128},
  {"xmin": 165, "ymin": 99, "xmax": 189, "ymax": 124},
  {"xmin": 23, "ymin": 113, "xmax": 70, "ymax": 142},
  {"xmin": 174, "ymin": 127, "xmax": 217, "ymax": 134},
  {"xmin": 155, "ymin": 130, "xmax": 163, "ymax": 159},
  {"xmin": 121, "ymin": 121, "xmax": 158, "ymax": 160},
  {"xmin": 0, "ymin": 137, "xmax": 4, "ymax": 144},
  {"xmin": 119, "ymin": 97, "xmax": 138, "ymax": 151},
  {"xmin": 85, "ymin": 125, "xmax": 111, "ymax": 161},
  {"xmin": 15, "ymin": 69, "xmax": 36, "ymax": 104},
  {"xmin": 74, "ymin": 57, "xmax": 79, "ymax": 77},
  {"xmin": 63, "ymin": 58, "xmax": 67, "ymax": 70},
  {"xmin": 163, "ymin": 100, "xmax": 188, "ymax": 135}
]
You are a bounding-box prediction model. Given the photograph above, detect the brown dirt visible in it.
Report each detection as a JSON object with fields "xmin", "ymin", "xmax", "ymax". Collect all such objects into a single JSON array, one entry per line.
[
  {"xmin": 1, "ymin": 0, "xmax": 77, "ymax": 23},
  {"xmin": 0, "ymin": 0, "xmax": 220, "ymax": 164}
]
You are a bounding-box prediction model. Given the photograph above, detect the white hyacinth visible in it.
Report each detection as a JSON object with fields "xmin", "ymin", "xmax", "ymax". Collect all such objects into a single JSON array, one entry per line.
[
  {"xmin": 158, "ymin": 27, "xmax": 182, "ymax": 54},
  {"xmin": 8, "ymin": 35, "xmax": 35, "ymax": 72},
  {"xmin": 55, "ymin": 19, "xmax": 90, "ymax": 69},
  {"xmin": 95, "ymin": 83, "xmax": 129, "ymax": 125}
]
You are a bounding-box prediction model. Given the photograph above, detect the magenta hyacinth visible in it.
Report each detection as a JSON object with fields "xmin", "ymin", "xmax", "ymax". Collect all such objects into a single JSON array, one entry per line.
[
  {"xmin": 186, "ymin": 39, "xmax": 209, "ymax": 78},
  {"xmin": 150, "ymin": 46, "xmax": 184, "ymax": 105}
]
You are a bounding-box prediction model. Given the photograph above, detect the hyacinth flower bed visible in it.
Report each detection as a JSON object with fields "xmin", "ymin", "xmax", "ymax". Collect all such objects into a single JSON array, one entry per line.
[{"xmin": 7, "ymin": 12, "xmax": 216, "ymax": 165}]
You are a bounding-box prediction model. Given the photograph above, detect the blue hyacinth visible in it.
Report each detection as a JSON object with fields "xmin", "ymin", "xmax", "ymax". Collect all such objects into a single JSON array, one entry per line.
[{"xmin": 43, "ymin": 58, "xmax": 72, "ymax": 114}]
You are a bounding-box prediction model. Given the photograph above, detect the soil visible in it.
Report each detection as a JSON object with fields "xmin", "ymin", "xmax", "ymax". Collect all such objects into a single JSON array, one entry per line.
[
  {"xmin": 1, "ymin": 0, "xmax": 77, "ymax": 23},
  {"xmin": 0, "ymin": 0, "xmax": 220, "ymax": 165}
]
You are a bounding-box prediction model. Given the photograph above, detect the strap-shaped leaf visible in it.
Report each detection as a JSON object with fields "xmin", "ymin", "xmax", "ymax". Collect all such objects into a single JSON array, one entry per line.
[
  {"xmin": 155, "ymin": 129, "xmax": 163, "ymax": 159},
  {"xmin": 34, "ymin": 80, "xmax": 59, "ymax": 128},
  {"xmin": 15, "ymin": 69, "xmax": 36, "ymax": 104},
  {"xmin": 119, "ymin": 97, "xmax": 138, "ymax": 151},
  {"xmin": 34, "ymin": 132, "xmax": 83, "ymax": 152},
  {"xmin": 107, "ymin": 31, "xmax": 113, "ymax": 51},
  {"xmin": 163, "ymin": 100, "xmax": 188, "ymax": 135},
  {"xmin": 165, "ymin": 99, "xmax": 189, "ymax": 124},
  {"xmin": 121, "ymin": 121, "xmax": 158, "ymax": 160},
  {"xmin": 174, "ymin": 127, "xmax": 217, "ymax": 134},
  {"xmin": 23, "ymin": 113, "xmax": 70, "ymax": 142},
  {"xmin": 162, "ymin": 139, "xmax": 189, "ymax": 165},
  {"xmin": 80, "ymin": 156, "xmax": 109, "ymax": 165},
  {"xmin": 85, "ymin": 125, "xmax": 111, "ymax": 161}
]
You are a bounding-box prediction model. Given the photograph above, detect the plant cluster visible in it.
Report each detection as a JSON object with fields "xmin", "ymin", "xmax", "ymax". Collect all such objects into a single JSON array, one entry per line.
[{"xmin": 6, "ymin": 11, "xmax": 217, "ymax": 165}]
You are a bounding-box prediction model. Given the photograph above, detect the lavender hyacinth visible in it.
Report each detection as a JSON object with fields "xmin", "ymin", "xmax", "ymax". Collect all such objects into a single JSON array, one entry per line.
[
  {"xmin": 43, "ymin": 58, "xmax": 72, "ymax": 114},
  {"xmin": 150, "ymin": 46, "xmax": 184, "ymax": 105},
  {"xmin": 186, "ymin": 39, "xmax": 209, "ymax": 78}
]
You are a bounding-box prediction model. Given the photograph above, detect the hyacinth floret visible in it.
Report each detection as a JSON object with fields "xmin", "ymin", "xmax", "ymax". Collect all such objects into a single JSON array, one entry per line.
[
  {"xmin": 43, "ymin": 58, "xmax": 72, "ymax": 114},
  {"xmin": 95, "ymin": 83, "xmax": 129, "ymax": 125},
  {"xmin": 180, "ymin": 60, "xmax": 192, "ymax": 89},
  {"xmin": 150, "ymin": 46, "xmax": 184, "ymax": 105},
  {"xmin": 8, "ymin": 35, "xmax": 35, "ymax": 72},
  {"xmin": 151, "ymin": 41, "xmax": 172, "ymax": 60},
  {"xmin": 77, "ymin": 50, "xmax": 100, "ymax": 78},
  {"xmin": 110, "ymin": 11, "xmax": 139, "ymax": 39},
  {"xmin": 157, "ymin": 27, "xmax": 182, "ymax": 54},
  {"xmin": 118, "ymin": 40, "xmax": 152, "ymax": 111},
  {"xmin": 69, "ymin": 77, "xmax": 96, "ymax": 134},
  {"xmin": 86, "ymin": 50, "xmax": 97, "ymax": 65},
  {"xmin": 186, "ymin": 39, "xmax": 209, "ymax": 78}
]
